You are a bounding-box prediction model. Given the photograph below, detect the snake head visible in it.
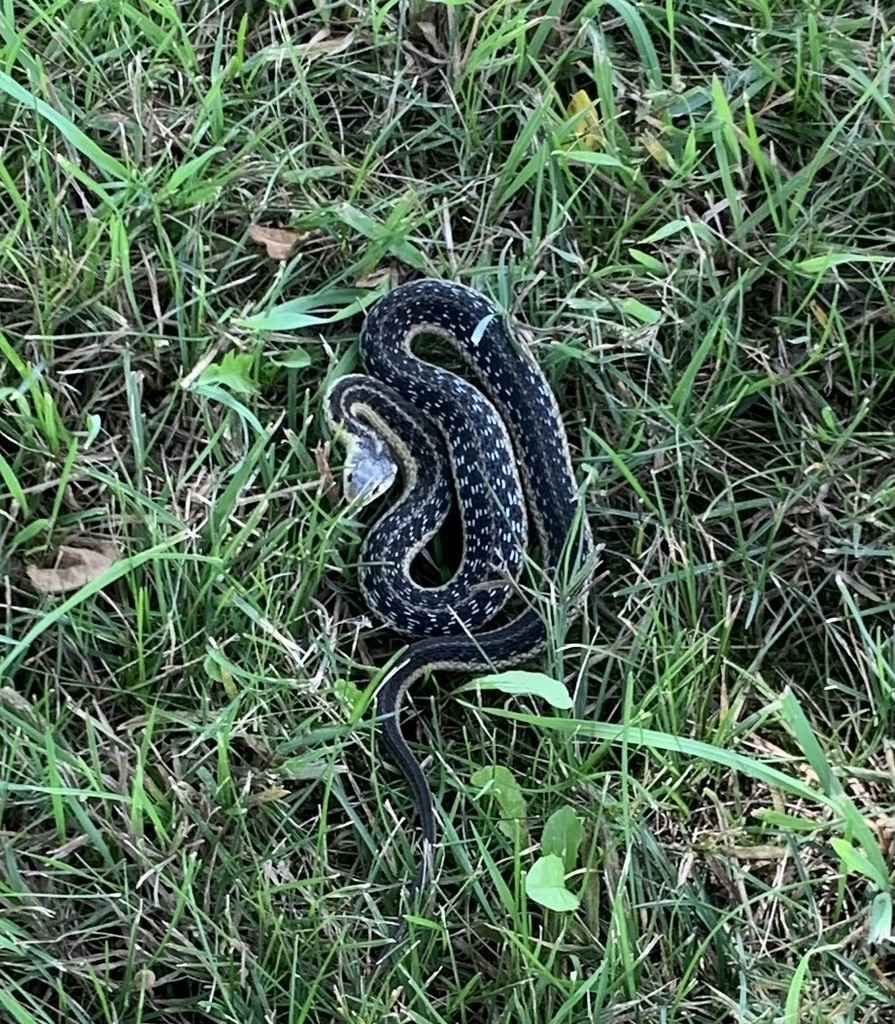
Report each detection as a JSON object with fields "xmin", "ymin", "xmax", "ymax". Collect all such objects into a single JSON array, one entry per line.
[
  {"xmin": 343, "ymin": 433, "xmax": 398, "ymax": 505},
  {"xmin": 325, "ymin": 374, "xmax": 400, "ymax": 506}
]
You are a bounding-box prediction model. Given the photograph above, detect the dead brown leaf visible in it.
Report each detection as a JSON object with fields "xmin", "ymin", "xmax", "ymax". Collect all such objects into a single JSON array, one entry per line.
[
  {"xmin": 296, "ymin": 29, "xmax": 355, "ymax": 60},
  {"xmin": 26, "ymin": 542, "xmax": 119, "ymax": 594},
  {"xmin": 249, "ymin": 225, "xmax": 314, "ymax": 261},
  {"xmin": 355, "ymin": 266, "xmax": 399, "ymax": 291},
  {"xmin": 249, "ymin": 787, "xmax": 289, "ymax": 807},
  {"xmin": 718, "ymin": 843, "xmax": 787, "ymax": 862}
]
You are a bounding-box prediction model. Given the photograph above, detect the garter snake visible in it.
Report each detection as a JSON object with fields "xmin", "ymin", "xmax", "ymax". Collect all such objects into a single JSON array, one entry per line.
[{"xmin": 325, "ymin": 278, "xmax": 594, "ymax": 922}]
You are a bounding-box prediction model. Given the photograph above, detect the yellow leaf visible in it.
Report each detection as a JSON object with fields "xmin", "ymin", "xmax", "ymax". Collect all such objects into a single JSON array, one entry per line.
[
  {"xmin": 810, "ymin": 301, "xmax": 829, "ymax": 328},
  {"xmin": 220, "ymin": 664, "xmax": 237, "ymax": 701},
  {"xmin": 566, "ymin": 89, "xmax": 602, "ymax": 151},
  {"xmin": 641, "ymin": 131, "xmax": 671, "ymax": 169}
]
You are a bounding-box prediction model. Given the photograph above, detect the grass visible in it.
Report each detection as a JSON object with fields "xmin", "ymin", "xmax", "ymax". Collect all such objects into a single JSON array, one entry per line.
[{"xmin": 1, "ymin": 0, "xmax": 894, "ymax": 1020}]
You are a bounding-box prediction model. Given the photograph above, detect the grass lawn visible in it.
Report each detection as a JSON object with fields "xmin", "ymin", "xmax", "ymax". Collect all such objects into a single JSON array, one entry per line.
[{"xmin": 2, "ymin": 0, "xmax": 895, "ymax": 1021}]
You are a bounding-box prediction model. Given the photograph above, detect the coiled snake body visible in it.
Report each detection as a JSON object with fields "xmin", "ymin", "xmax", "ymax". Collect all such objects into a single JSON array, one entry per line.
[{"xmin": 326, "ymin": 278, "xmax": 593, "ymax": 916}]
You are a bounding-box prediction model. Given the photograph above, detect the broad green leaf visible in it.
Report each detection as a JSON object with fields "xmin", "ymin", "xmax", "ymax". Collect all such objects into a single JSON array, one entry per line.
[
  {"xmin": 84, "ymin": 413, "xmax": 102, "ymax": 447},
  {"xmin": 334, "ymin": 203, "xmax": 429, "ymax": 270},
  {"xmin": 331, "ymin": 677, "xmax": 363, "ymax": 707},
  {"xmin": 541, "ymin": 805, "xmax": 583, "ymax": 873},
  {"xmin": 830, "ymin": 838, "xmax": 887, "ymax": 888},
  {"xmin": 784, "ymin": 950, "xmax": 813, "ymax": 1024},
  {"xmin": 193, "ymin": 351, "xmax": 257, "ymax": 394},
  {"xmin": 271, "ymin": 347, "xmax": 312, "ymax": 369},
  {"xmin": 470, "ymin": 764, "xmax": 527, "ymax": 839},
  {"xmin": 593, "ymin": 0, "xmax": 662, "ymax": 91},
  {"xmin": 237, "ymin": 286, "xmax": 381, "ymax": 331},
  {"xmin": 628, "ymin": 249, "xmax": 664, "ymax": 273},
  {"xmin": 622, "ymin": 298, "xmax": 662, "ymax": 325},
  {"xmin": 868, "ymin": 892, "xmax": 893, "ymax": 944},
  {"xmin": 0, "ymin": 985, "xmax": 44, "ymax": 1024},
  {"xmin": 526, "ymin": 854, "xmax": 579, "ymax": 912},
  {"xmin": 477, "ymin": 705, "xmax": 835, "ymax": 804},
  {"xmin": 470, "ymin": 670, "xmax": 573, "ymax": 709}
]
